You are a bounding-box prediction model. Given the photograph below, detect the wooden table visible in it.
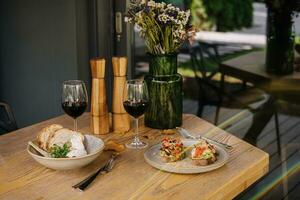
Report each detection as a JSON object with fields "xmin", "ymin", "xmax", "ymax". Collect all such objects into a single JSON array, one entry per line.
[
  {"xmin": 219, "ymin": 51, "xmax": 300, "ymax": 93},
  {"xmin": 0, "ymin": 113, "xmax": 269, "ymax": 200}
]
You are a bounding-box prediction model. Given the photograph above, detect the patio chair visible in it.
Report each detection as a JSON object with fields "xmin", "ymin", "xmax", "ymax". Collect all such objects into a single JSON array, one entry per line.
[
  {"xmin": 190, "ymin": 46, "xmax": 284, "ymax": 154},
  {"xmin": 0, "ymin": 102, "xmax": 18, "ymax": 134},
  {"xmin": 189, "ymin": 44, "xmax": 269, "ymax": 124}
]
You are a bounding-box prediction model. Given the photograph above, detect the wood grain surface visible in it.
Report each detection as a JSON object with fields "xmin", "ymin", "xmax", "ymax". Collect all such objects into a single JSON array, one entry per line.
[
  {"xmin": 0, "ymin": 113, "xmax": 269, "ymax": 200},
  {"xmin": 220, "ymin": 51, "xmax": 300, "ymax": 84},
  {"xmin": 219, "ymin": 50, "xmax": 300, "ymax": 105}
]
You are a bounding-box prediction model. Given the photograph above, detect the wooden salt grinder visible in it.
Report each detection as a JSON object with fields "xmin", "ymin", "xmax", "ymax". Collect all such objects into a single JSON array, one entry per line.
[
  {"xmin": 112, "ymin": 57, "xmax": 130, "ymax": 133},
  {"xmin": 90, "ymin": 58, "xmax": 109, "ymax": 134}
]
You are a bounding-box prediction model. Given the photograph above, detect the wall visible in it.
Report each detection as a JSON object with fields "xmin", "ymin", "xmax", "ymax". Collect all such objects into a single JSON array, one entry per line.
[{"xmin": 0, "ymin": 0, "xmax": 91, "ymax": 127}]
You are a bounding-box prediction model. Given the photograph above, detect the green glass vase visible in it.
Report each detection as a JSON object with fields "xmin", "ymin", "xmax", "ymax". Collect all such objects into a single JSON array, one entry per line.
[
  {"xmin": 144, "ymin": 54, "xmax": 183, "ymax": 129},
  {"xmin": 266, "ymin": 8, "xmax": 294, "ymax": 75},
  {"xmin": 144, "ymin": 74, "xmax": 182, "ymax": 129}
]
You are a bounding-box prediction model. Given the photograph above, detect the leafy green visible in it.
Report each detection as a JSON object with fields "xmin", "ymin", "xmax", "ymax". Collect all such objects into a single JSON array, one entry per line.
[
  {"xmin": 50, "ymin": 143, "xmax": 71, "ymax": 158},
  {"xmin": 190, "ymin": 0, "xmax": 253, "ymax": 31}
]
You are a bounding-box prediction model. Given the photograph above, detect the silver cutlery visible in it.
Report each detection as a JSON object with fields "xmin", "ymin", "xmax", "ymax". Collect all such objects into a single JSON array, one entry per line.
[
  {"xmin": 72, "ymin": 153, "xmax": 118, "ymax": 191},
  {"xmin": 176, "ymin": 127, "xmax": 233, "ymax": 150}
]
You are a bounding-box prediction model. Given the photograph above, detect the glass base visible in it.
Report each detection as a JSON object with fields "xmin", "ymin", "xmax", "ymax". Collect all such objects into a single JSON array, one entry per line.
[{"xmin": 126, "ymin": 138, "xmax": 148, "ymax": 149}]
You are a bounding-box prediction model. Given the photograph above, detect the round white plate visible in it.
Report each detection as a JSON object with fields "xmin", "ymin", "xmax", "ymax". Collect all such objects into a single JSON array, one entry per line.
[{"xmin": 144, "ymin": 139, "xmax": 229, "ymax": 174}]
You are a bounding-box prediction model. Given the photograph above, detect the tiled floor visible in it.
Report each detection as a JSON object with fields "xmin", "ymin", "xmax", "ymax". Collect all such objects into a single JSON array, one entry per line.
[{"xmin": 183, "ymin": 98, "xmax": 300, "ymax": 200}]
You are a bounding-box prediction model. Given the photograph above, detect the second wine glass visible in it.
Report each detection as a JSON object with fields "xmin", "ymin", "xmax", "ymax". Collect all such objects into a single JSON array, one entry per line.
[{"xmin": 123, "ymin": 79, "xmax": 149, "ymax": 149}]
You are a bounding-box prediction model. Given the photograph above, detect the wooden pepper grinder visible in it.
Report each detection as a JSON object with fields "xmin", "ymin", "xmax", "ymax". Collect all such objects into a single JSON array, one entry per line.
[
  {"xmin": 90, "ymin": 58, "xmax": 110, "ymax": 135},
  {"xmin": 112, "ymin": 57, "xmax": 130, "ymax": 133}
]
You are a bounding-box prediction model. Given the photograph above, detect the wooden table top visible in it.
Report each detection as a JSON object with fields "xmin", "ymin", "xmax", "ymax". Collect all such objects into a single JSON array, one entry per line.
[
  {"xmin": 220, "ymin": 51, "xmax": 300, "ymax": 83},
  {"xmin": 0, "ymin": 113, "xmax": 269, "ymax": 200},
  {"xmin": 219, "ymin": 51, "xmax": 300, "ymax": 102}
]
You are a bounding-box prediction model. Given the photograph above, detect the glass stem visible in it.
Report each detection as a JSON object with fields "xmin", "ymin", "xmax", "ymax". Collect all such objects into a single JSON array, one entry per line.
[
  {"xmin": 74, "ymin": 118, "xmax": 77, "ymax": 131},
  {"xmin": 134, "ymin": 118, "xmax": 139, "ymax": 142}
]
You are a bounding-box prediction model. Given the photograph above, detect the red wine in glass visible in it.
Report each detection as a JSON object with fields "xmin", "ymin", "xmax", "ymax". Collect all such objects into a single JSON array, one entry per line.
[
  {"xmin": 62, "ymin": 80, "xmax": 88, "ymax": 131},
  {"xmin": 123, "ymin": 79, "xmax": 149, "ymax": 149},
  {"xmin": 123, "ymin": 100, "xmax": 148, "ymax": 118},
  {"xmin": 62, "ymin": 101, "xmax": 87, "ymax": 119}
]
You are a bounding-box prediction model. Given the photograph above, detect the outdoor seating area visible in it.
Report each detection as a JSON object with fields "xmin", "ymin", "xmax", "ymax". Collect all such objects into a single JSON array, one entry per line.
[{"xmin": 1, "ymin": 0, "xmax": 300, "ymax": 199}]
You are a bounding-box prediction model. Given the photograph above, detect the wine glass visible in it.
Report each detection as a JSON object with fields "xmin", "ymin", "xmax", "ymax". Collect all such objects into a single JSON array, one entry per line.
[
  {"xmin": 123, "ymin": 79, "xmax": 149, "ymax": 149},
  {"xmin": 62, "ymin": 80, "xmax": 88, "ymax": 131}
]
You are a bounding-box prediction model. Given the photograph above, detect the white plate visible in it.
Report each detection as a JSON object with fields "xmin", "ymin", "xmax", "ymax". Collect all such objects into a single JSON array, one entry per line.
[{"xmin": 144, "ymin": 139, "xmax": 229, "ymax": 174}]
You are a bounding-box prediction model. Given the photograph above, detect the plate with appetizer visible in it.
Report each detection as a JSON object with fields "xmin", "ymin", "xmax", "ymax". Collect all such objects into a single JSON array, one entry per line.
[
  {"xmin": 144, "ymin": 137, "xmax": 229, "ymax": 174},
  {"xmin": 27, "ymin": 124, "xmax": 105, "ymax": 170}
]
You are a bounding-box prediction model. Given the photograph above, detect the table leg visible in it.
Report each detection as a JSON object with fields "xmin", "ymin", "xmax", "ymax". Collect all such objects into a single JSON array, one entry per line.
[{"xmin": 274, "ymin": 108, "xmax": 281, "ymax": 155}]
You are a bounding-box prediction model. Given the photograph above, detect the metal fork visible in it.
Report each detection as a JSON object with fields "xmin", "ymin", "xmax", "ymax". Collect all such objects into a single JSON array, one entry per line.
[
  {"xmin": 176, "ymin": 127, "xmax": 233, "ymax": 150},
  {"xmin": 72, "ymin": 153, "xmax": 118, "ymax": 191}
]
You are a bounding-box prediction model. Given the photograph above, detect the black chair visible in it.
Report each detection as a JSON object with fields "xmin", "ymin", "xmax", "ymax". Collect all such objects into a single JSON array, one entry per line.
[
  {"xmin": 190, "ymin": 44, "xmax": 221, "ymax": 121},
  {"xmin": 190, "ymin": 45, "xmax": 283, "ymax": 153},
  {"xmin": 190, "ymin": 44, "xmax": 267, "ymax": 123},
  {"xmin": 0, "ymin": 102, "xmax": 17, "ymax": 134}
]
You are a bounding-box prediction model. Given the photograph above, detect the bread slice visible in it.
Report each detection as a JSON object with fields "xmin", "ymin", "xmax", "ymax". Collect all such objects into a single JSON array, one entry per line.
[
  {"xmin": 37, "ymin": 124, "xmax": 63, "ymax": 150},
  {"xmin": 47, "ymin": 128, "xmax": 84, "ymax": 149},
  {"xmin": 192, "ymin": 156, "xmax": 217, "ymax": 166}
]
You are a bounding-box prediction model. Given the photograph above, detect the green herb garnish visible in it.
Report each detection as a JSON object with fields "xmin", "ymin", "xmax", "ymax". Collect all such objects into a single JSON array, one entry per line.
[{"xmin": 50, "ymin": 142, "xmax": 71, "ymax": 158}]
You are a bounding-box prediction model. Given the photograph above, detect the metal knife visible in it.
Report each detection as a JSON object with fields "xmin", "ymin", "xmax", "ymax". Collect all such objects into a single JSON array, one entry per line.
[
  {"xmin": 72, "ymin": 153, "xmax": 118, "ymax": 191},
  {"xmin": 176, "ymin": 127, "xmax": 233, "ymax": 150}
]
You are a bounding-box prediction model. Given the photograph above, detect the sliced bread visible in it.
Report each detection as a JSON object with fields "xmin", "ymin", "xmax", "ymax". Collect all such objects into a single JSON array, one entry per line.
[{"xmin": 37, "ymin": 124, "xmax": 63, "ymax": 151}]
